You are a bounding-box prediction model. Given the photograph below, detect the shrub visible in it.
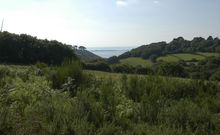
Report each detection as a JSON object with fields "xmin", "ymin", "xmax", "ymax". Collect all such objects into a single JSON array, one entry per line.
[
  {"xmin": 35, "ymin": 61, "xmax": 48, "ymax": 69},
  {"xmin": 51, "ymin": 60, "xmax": 83, "ymax": 91},
  {"xmin": 83, "ymin": 61, "xmax": 111, "ymax": 72},
  {"xmin": 0, "ymin": 66, "xmax": 10, "ymax": 80},
  {"xmin": 107, "ymin": 56, "xmax": 119, "ymax": 64},
  {"xmin": 112, "ymin": 64, "xmax": 135, "ymax": 74},
  {"xmin": 210, "ymin": 70, "xmax": 220, "ymax": 81},
  {"xmin": 16, "ymin": 69, "xmax": 30, "ymax": 82},
  {"xmin": 158, "ymin": 62, "xmax": 187, "ymax": 77},
  {"xmin": 158, "ymin": 99, "xmax": 215, "ymax": 134}
]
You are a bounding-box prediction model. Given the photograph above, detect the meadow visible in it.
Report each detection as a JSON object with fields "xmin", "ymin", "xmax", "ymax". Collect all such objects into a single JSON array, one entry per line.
[
  {"xmin": 120, "ymin": 52, "xmax": 219, "ymax": 67},
  {"xmin": 157, "ymin": 55, "xmax": 180, "ymax": 62},
  {"xmin": 120, "ymin": 57, "xmax": 153, "ymax": 67},
  {"xmin": 197, "ymin": 52, "xmax": 220, "ymax": 57},
  {"xmin": 0, "ymin": 62, "xmax": 220, "ymax": 135}
]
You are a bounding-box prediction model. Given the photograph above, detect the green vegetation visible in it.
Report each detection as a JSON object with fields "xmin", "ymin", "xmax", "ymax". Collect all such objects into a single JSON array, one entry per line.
[
  {"xmin": 1, "ymin": 31, "xmax": 220, "ymax": 134},
  {"xmin": 118, "ymin": 36, "xmax": 220, "ymax": 60},
  {"xmin": 173, "ymin": 53, "xmax": 205, "ymax": 61},
  {"xmin": 120, "ymin": 57, "xmax": 153, "ymax": 67},
  {"xmin": 0, "ymin": 63, "xmax": 220, "ymax": 134},
  {"xmin": 123, "ymin": 53, "xmax": 214, "ymax": 66},
  {"xmin": 197, "ymin": 52, "xmax": 220, "ymax": 57},
  {"xmin": 0, "ymin": 31, "xmax": 77, "ymax": 65},
  {"xmin": 74, "ymin": 49, "xmax": 101, "ymax": 61},
  {"xmin": 157, "ymin": 55, "xmax": 180, "ymax": 62}
]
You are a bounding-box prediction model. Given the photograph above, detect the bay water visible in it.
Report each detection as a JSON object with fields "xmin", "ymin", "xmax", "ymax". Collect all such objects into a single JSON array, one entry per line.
[{"xmin": 87, "ymin": 46, "xmax": 135, "ymax": 58}]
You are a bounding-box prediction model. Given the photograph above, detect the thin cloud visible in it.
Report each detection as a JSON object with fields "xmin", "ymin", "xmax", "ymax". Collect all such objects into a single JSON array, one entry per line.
[
  {"xmin": 153, "ymin": 0, "xmax": 159, "ymax": 4},
  {"xmin": 116, "ymin": 0, "xmax": 128, "ymax": 6},
  {"xmin": 116, "ymin": 0, "xmax": 137, "ymax": 6}
]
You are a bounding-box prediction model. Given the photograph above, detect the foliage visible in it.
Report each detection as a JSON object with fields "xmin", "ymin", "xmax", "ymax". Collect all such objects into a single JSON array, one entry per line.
[
  {"xmin": 83, "ymin": 60, "xmax": 111, "ymax": 72},
  {"xmin": 111, "ymin": 63, "xmax": 135, "ymax": 74},
  {"xmin": 120, "ymin": 57, "xmax": 153, "ymax": 67},
  {"xmin": 210, "ymin": 70, "xmax": 220, "ymax": 81},
  {"xmin": 158, "ymin": 62, "xmax": 188, "ymax": 77},
  {"xmin": 188, "ymin": 56, "xmax": 220, "ymax": 80},
  {"xmin": 0, "ymin": 65, "xmax": 9, "ymax": 80},
  {"xmin": 49, "ymin": 60, "xmax": 83, "ymax": 93},
  {"xmin": 107, "ymin": 56, "xmax": 119, "ymax": 64},
  {"xmin": 118, "ymin": 36, "xmax": 220, "ymax": 60},
  {"xmin": 0, "ymin": 62, "xmax": 220, "ymax": 134},
  {"xmin": 0, "ymin": 31, "xmax": 77, "ymax": 65}
]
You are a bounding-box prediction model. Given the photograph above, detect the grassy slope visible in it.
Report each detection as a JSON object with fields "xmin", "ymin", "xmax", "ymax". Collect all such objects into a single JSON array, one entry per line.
[
  {"xmin": 120, "ymin": 52, "xmax": 220, "ymax": 66},
  {"xmin": 173, "ymin": 53, "xmax": 205, "ymax": 61},
  {"xmin": 120, "ymin": 57, "xmax": 153, "ymax": 67},
  {"xmin": 157, "ymin": 55, "xmax": 180, "ymax": 62},
  {"xmin": 197, "ymin": 52, "xmax": 220, "ymax": 57}
]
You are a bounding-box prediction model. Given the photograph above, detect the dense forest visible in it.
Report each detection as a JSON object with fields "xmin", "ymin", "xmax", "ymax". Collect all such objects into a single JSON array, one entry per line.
[
  {"xmin": 118, "ymin": 36, "xmax": 220, "ymax": 60},
  {"xmin": 0, "ymin": 31, "xmax": 77, "ymax": 65}
]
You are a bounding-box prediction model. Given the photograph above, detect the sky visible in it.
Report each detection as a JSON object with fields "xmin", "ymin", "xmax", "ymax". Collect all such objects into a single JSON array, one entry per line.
[{"xmin": 0, "ymin": 0, "xmax": 220, "ymax": 47}]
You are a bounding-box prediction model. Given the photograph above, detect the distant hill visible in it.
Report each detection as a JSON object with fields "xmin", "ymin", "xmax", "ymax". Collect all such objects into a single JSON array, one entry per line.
[
  {"xmin": 74, "ymin": 49, "xmax": 101, "ymax": 61},
  {"xmin": 0, "ymin": 31, "xmax": 77, "ymax": 65},
  {"xmin": 119, "ymin": 52, "xmax": 220, "ymax": 67},
  {"xmin": 117, "ymin": 36, "xmax": 220, "ymax": 60}
]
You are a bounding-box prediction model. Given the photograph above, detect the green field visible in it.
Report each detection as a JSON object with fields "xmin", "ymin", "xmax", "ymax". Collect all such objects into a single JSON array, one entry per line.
[
  {"xmin": 172, "ymin": 53, "xmax": 205, "ymax": 61},
  {"xmin": 157, "ymin": 55, "xmax": 180, "ymax": 62},
  {"xmin": 197, "ymin": 52, "xmax": 220, "ymax": 57},
  {"xmin": 120, "ymin": 57, "xmax": 153, "ymax": 67},
  {"xmin": 121, "ymin": 53, "xmax": 220, "ymax": 67}
]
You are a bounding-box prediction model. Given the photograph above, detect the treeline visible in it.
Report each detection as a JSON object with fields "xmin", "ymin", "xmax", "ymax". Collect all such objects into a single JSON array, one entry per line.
[
  {"xmin": 187, "ymin": 56, "xmax": 220, "ymax": 81},
  {"xmin": 84, "ymin": 55, "xmax": 220, "ymax": 81},
  {"xmin": 83, "ymin": 59, "xmax": 153, "ymax": 74},
  {"xmin": 0, "ymin": 31, "xmax": 77, "ymax": 65},
  {"xmin": 117, "ymin": 36, "xmax": 220, "ymax": 60}
]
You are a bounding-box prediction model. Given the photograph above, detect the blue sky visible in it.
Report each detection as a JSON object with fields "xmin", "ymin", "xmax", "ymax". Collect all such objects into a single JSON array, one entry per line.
[{"xmin": 0, "ymin": 0, "xmax": 220, "ymax": 47}]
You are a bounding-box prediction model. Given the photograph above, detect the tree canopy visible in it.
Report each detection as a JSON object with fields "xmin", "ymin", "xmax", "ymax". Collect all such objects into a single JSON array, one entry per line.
[
  {"xmin": 118, "ymin": 36, "xmax": 220, "ymax": 60},
  {"xmin": 0, "ymin": 31, "xmax": 77, "ymax": 65}
]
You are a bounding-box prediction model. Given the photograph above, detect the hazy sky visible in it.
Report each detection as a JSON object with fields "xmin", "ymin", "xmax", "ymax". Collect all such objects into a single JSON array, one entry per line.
[{"xmin": 0, "ymin": 0, "xmax": 220, "ymax": 47}]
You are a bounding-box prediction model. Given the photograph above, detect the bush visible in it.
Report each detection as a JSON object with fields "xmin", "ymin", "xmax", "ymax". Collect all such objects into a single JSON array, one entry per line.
[
  {"xmin": 210, "ymin": 70, "xmax": 220, "ymax": 81},
  {"xmin": 159, "ymin": 99, "xmax": 215, "ymax": 134},
  {"xmin": 135, "ymin": 65, "xmax": 153, "ymax": 75},
  {"xmin": 111, "ymin": 64, "xmax": 135, "ymax": 74},
  {"xmin": 51, "ymin": 60, "xmax": 83, "ymax": 91},
  {"xmin": 107, "ymin": 56, "xmax": 119, "ymax": 64},
  {"xmin": 0, "ymin": 66, "xmax": 10, "ymax": 80},
  {"xmin": 158, "ymin": 62, "xmax": 187, "ymax": 77},
  {"xmin": 16, "ymin": 69, "xmax": 30, "ymax": 82},
  {"xmin": 35, "ymin": 61, "xmax": 48, "ymax": 69},
  {"xmin": 83, "ymin": 61, "xmax": 111, "ymax": 72}
]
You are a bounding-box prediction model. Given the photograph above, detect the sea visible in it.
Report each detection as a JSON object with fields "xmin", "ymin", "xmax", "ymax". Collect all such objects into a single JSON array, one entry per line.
[{"xmin": 87, "ymin": 46, "xmax": 136, "ymax": 58}]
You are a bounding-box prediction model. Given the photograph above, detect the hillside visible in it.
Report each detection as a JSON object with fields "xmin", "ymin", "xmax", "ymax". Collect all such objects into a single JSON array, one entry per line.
[
  {"xmin": 117, "ymin": 36, "xmax": 220, "ymax": 61},
  {"xmin": 105, "ymin": 37, "xmax": 220, "ymax": 81},
  {"xmin": 119, "ymin": 52, "xmax": 220, "ymax": 67},
  {"xmin": 120, "ymin": 57, "xmax": 153, "ymax": 67},
  {"xmin": 74, "ymin": 49, "xmax": 101, "ymax": 61}
]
